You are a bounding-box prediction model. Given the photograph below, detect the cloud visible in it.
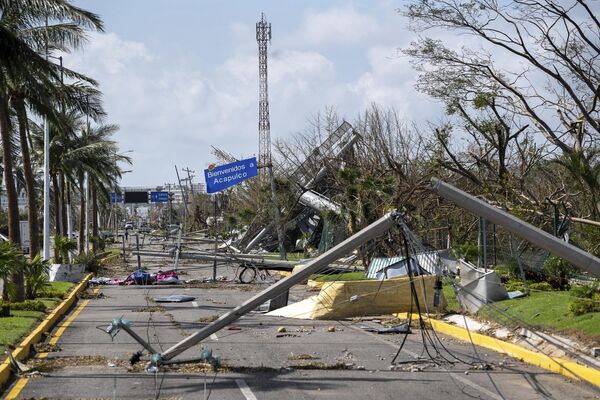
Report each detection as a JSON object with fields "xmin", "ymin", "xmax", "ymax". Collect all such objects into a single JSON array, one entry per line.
[
  {"xmin": 65, "ymin": 7, "xmax": 440, "ymax": 186},
  {"xmin": 282, "ymin": 6, "xmax": 383, "ymax": 48}
]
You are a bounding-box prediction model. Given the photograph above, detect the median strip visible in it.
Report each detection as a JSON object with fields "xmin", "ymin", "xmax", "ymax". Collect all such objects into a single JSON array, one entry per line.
[{"xmin": 0, "ymin": 273, "xmax": 94, "ymax": 392}]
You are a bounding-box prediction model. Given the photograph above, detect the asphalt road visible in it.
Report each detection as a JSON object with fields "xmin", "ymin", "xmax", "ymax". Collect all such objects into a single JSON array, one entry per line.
[{"xmin": 3, "ymin": 261, "xmax": 600, "ymax": 399}]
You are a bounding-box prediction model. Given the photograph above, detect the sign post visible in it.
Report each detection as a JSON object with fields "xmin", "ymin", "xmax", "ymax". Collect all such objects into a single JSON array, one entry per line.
[{"xmin": 204, "ymin": 157, "xmax": 259, "ymax": 282}]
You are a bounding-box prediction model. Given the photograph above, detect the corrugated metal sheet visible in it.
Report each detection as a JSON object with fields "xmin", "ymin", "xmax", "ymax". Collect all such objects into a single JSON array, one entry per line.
[
  {"xmin": 366, "ymin": 256, "xmax": 404, "ymax": 279},
  {"xmin": 366, "ymin": 251, "xmax": 442, "ymax": 279}
]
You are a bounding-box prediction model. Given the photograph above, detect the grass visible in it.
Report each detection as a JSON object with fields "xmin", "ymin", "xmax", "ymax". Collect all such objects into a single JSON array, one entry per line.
[
  {"xmin": 262, "ymin": 252, "xmax": 306, "ymax": 262},
  {"xmin": 0, "ymin": 281, "xmax": 75, "ymax": 355},
  {"xmin": 442, "ymin": 278, "xmax": 461, "ymax": 313},
  {"xmin": 311, "ymin": 271, "xmax": 369, "ymax": 282},
  {"xmin": 478, "ymin": 290, "xmax": 600, "ymax": 343}
]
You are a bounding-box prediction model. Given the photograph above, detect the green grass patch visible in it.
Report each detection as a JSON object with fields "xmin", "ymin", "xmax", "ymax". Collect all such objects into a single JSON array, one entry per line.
[
  {"xmin": 262, "ymin": 252, "xmax": 306, "ymax": 262},
  {"xmin": 478, "ymin": 291, "xmax": 600, "ymax": 342},
  {"xmin": 37, "ymin": 281, "xmax": 74, "ymax": 299},
  {"xmin": 311, "ymin": 271, "xmax": 369, "ymax": 282},
  {"xmin": 0, "ymin": 309, "xmax": 46, "ymax": 355},
  {"xmin": 0, "ymin": 281, "xmax": 73, "ymax": 356},
  {"xmin": 442, "ymin": 278, "xmax": 461, "ymax": 314}
]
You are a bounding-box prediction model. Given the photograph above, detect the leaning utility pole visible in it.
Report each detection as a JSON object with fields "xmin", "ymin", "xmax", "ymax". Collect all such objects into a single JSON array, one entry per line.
[{"xmin": 257, "ymin": 13, "xmax": 286, "ymax": 260}]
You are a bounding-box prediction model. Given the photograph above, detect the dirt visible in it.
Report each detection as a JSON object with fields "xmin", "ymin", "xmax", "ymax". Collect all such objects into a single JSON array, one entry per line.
[
  {"xmin": 132, "ymin": 306, "xmax": 166, "ymax": 313},
  {"xmin": 33, "ymin": 343, "xmax": 61, "ymax": 353}
]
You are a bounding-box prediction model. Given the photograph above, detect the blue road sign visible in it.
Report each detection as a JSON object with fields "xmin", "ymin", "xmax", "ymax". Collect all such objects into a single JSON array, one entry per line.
[
  {"xmin": 204, "ymin": 157, "xmax": 258, "ymax": 193},
  {"xmin": 110, "ymin": 192, "xmax": 124, "ymax": 203},
  {"xmin": 150, "ymin": 191, "xmax": 169, "ymax": 203}
]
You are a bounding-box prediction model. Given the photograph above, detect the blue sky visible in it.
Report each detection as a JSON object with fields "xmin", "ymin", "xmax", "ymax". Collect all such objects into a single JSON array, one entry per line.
[{"xmin": 68, "ymin": 1, "xmax": 440, "ymax": 186}]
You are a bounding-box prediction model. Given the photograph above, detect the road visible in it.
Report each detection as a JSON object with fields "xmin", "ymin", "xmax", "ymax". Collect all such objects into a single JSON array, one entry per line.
[{"xmin": 3, "ymin": 261, "xmax": 600, "ymax": 399}]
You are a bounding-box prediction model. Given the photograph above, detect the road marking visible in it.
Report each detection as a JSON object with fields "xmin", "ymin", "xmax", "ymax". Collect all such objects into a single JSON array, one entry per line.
[
  {"xmin": 192, "ymin": 301, "xmax": 199, "ymax": 308},
  {"xmin": 5, "ymin": 288, "xmax": 100, "ymax": 400},
  {"xmin": 210, "ymin": 333, "xmax": 219, "ymax": 341},
  {"xmin": 450, "ymin": 373, "xmax": 505, "ymax": 400},
  {"xmin": 236, "ymin": 378, "xmax": 258, "ymax": 400}
]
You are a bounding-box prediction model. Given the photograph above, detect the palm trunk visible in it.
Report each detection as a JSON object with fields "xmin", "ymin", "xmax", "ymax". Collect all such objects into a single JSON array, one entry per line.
[
  {"xmin": 51, "ymin": 173, "xmax": 61, "ymax": 261},
  {"xmin": 13, "ymin": 97, "xmax": 39, "ymax": 257},
  {"xmin": 0, "ymin": 98, "xmax": 24, "ymax": 301},
  {"xmin": 91, "ymin": 182, "xmax": 98, "ymax": 253},
  {"xmin": 78, "ymin": 172, "xmax": 85, "ymax": 254}
]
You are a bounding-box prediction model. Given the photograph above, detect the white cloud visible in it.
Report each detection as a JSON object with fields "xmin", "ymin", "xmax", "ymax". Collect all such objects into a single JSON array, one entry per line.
[
  {"xmin": 288, "ymin": 6, "xmax": 383, "ymax": 47},
  {"xmin": 65, "ymin": 8, "xmax": 441, "ymax": 186}
]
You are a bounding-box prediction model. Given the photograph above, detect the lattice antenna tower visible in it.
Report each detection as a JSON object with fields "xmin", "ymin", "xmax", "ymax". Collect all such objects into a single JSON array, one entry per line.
[{"xmin": 256, "ymin": 12, "xmax": 272, "ymax": 179}]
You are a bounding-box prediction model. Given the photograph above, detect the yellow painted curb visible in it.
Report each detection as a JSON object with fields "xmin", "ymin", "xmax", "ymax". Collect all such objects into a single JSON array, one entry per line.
[
  {"xmin": 0, "ymin": 273, "xmax": 94, "ymax": 389},
  {"xmin": 400, "ymin": 313, "xmax": 600, "ymax": 388}
]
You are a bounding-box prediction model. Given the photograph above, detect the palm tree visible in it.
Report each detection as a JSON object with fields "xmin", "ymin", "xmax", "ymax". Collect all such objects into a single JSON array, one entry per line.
[{"xmin": 0, "ymin": 0, "xmax": 103, "ymax": 300}]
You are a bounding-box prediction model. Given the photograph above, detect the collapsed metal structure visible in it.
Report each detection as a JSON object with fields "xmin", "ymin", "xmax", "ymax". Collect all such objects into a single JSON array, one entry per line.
[{"xmin": 238, "ymin": 120, "xmax": 361, "ymax": 252}]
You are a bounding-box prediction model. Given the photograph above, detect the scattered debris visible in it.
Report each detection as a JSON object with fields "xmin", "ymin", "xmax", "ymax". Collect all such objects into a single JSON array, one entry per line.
[
  {"xmin": 197, "ymin": 315, "xmax": 219, "ymax": 323},
  {"xmin": 360, "ymin": 323, "xmax": 411, "ymax": 334},
  {"xmin": 33, "ymin": 343, "xmax": 61, "ymax": 353},
  {"xmin": 132, "ymin": 306, "xmax": 165, "ymax": 313},
  {"xmin": 277, "ymin": 326, "xmax": 287, "ymax": 333},
  {"xmin": 154, "ymin": 294, "xmax": 196, "ymax": 303},
  {"xmin": 78, "ymin": 290, "xmax": 106, "ymax": 300},
  {"xmin": 288, "ymin": 361, "xmax": 351, "ymax": 370},
  {"xmin": 276, "ymin": 333, "xmax": 301, "ymax": 338},
  {"xmin": 287, "ymin": 353, "xmax": 320, "ymax": 361},
  {"xmin": 327, "ymin": 326, "xmax": 336, "ymax": 332},
  {"xmin": 227, "ymin": 325, "xmax": 242, "ymax": 331}
]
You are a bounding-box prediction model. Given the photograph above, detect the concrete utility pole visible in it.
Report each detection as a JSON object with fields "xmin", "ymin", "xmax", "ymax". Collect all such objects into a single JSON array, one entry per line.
[{"xmin": 431, "ymin": 178, "xmax": 600, "ymax": 277}]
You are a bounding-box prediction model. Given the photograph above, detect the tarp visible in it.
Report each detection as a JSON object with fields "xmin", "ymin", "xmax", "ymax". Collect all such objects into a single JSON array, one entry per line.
[{"xmin": 267, "ymin": 275, "xmax": 444, "ymax": 320}]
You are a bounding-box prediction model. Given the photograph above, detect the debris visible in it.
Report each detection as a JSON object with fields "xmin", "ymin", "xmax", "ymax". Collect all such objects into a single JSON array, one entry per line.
[
  {"xmin": 198, "ymin": 315, "xmax": 219, "ymax": 323},
  {"xmin": 227, "ymin": 325, "xmax": 242, "ymax": 331},
  {"xmin": 108, "ymin": 362, "xmax": 117, "ymax": 367},
  {"xmin": 288, "ymin": 362, "xmax": 350, "ymax": 370},
  {"xmin": 287, "ymin": 353, "xmax": 320, "ymax": 360},
  {"xmin": 327, "ymin": 326, "xmax": 336, "ymax": 332},
  {"xmin": 593, "ymin": 348, "xmax": 600, "ymax": 358},
  {"xmin": 78, "ymin": 290, "xmax": 105, "ymax": 300},
  {"xmin": 276, "ymin": 333, "xmax": 300, "ymax": 338},
  {"xmin": 155, "ymin": 270, "xmax": 179, "ymax": 285},
  {"xmin": 132, "ymin": 306, "xmax": 165, "ymax": 313},
  {"xmin": 360, "ymin": 323, "xmax": 411, "ymax": 334},
  {"xmin": 154, "ymin": 294, "xmax": 196, "ymax": 303},
  {"xmin": 33, "ymin": 343, "xmax": 61, "ymax": 353},
  {"xmin": 277, "ymin": 326, "xmax": 287, "ymax": 333}
]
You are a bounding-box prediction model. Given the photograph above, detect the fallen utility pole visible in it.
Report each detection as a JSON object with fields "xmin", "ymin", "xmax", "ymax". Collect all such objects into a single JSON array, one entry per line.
[
  {"xmin": 431, "ymin": 178, "xmax": 600, "ymax": 278},
  {"xmin": 157, "ymin": 210, "xmax": 398, "ymax": 362}
]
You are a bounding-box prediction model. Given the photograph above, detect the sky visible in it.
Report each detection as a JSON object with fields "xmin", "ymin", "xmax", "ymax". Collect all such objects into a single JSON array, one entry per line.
[{"xmin": 66, "ymin": 0, "xmax": 442, "ymax": 187}]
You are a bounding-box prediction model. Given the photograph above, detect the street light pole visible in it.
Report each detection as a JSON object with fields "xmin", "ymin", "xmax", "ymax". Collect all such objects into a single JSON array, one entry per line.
[{"xmin": 42, "ymin": 118, "xmax": 50, "ymax": 260}]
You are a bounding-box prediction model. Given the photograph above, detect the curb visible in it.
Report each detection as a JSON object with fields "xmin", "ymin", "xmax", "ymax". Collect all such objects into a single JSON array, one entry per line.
[
  {"xmin": 398, "ymin": 313, "xmax": 600, "ymax": 388},
  {"xmin": 0, "ymin": 273, "xmax": 94, "ymax": 389}
]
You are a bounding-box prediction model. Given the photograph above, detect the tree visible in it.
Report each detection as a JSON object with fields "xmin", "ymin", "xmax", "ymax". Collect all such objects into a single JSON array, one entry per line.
[
  {"xmin": 0, "ymin": 0, "xmax": 103, "ymax": 300},
  {"xmin": 404, "ymin": 0, "xmax": 600, "ymax": 217}
]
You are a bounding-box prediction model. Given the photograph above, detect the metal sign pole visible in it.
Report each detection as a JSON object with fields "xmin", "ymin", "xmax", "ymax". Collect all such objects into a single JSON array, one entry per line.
[{"xmin": 213, "ymin": 195, "xmax": 218, "ymax": 282}]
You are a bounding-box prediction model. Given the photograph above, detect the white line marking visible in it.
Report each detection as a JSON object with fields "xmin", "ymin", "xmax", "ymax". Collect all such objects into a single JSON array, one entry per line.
[
  {"xmin": 236, "ymin": 378, "xmax": 257, "ymax": 400},
  {"xmin": 210, "ymin": 333, "xmax": 219, "ymax": 341},
  {"xmin": 450, "ymin": 374, "xmax": 505, "ymax": 400},
  {"xmin": 192, "ymin": 301, "xmax": 199, "ymax": 308}
]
